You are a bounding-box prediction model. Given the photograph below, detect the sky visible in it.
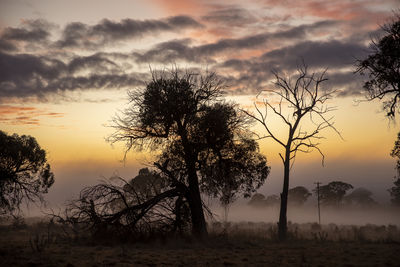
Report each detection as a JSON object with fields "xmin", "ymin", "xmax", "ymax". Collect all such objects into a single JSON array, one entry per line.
[{"xmin": 0, "ymin": 0, "xmax": 399, "ymax": 212}]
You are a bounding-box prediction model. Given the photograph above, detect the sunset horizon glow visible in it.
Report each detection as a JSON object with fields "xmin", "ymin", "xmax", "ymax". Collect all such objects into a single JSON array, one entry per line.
[{"xmin": 0, "ymin": 0, "xmax": 399, "ymax": 211}]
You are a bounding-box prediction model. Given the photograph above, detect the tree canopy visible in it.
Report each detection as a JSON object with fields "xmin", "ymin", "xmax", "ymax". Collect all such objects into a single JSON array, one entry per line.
[
  {"xmin": 390, "ymin": 132, "xmax": 400, "ymax": 206},
  {"xmin": 356, "ymin": 14, "xmax": 400, "ymax": 117},
  {"xmin": 124, "ymin": 168, "xmax": 167, "ymax": 199},
  {"xmin": 288, "ymin": 186, "xmax": 311, "ymax": 206},
  {"xmin": 106, "ymin": 69, "xmax": 270, "ymax": 238},
  {"xmin": 356, "ymin": 13, "xmax": 400, "ymax": 207},
  {"xmin": 315, "ymin": 181, "xmax": 353, "ymax": 207},
  {"xmin": 344, "ymin": 188, "xmax": 377, "ymax": 207},
  {"xmin": 388, "ymin": 178, "xmax": 400, "ymax": 206},
  {"xmin": 248, "ymin": 193, "xmax": 280, "ymax": 208},
  {"xmin": 0, "ymin": 130, "xmax": 54, "ymax": 216}
]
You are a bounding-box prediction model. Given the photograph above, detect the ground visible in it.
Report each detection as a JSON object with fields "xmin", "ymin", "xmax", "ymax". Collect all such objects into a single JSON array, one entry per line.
[{"xmin": 1, "ymin": 220, "xmax": 399, "ymax": 266}]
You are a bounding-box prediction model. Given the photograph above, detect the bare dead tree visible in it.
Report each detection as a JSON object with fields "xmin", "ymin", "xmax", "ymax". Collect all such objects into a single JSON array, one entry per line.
[
  {"xmin": 49, "ymin": 176, "xmax": 190, "ymax": 241},
  {"xmin": 242, "ymin": 64, "xmax": 341, "ymax": 241}
]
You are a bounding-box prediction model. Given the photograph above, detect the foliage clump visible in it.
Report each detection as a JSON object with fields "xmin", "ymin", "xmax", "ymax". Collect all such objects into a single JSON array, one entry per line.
[{"xmin": 0, "ymin": 130, "xmax": 54, "ymax": 216}]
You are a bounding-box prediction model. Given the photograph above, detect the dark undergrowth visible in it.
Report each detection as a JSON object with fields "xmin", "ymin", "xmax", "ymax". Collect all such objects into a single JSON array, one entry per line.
[{"xmin": 0, "ymin": 218, "xmax": 399, "ymax": 266}]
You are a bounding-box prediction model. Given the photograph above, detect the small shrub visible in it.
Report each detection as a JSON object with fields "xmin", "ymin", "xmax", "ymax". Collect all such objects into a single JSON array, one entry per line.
[
  {"xmin": 29, "ymin": 231, "xmax": 53, "ymax": 253},
  {"xmin": 312, "ymin": 231, "xmax": 328, "ymax": 243},
  {"xmin": 12, "ymin": 216, "xmax": 27, "ymax": 229}
]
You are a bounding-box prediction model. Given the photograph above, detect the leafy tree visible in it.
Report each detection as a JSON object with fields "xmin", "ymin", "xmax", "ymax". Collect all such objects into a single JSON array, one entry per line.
[
  {"xmin": 390, "ymin": 132, "xmax": 400, "ymax": 206},
  {"xmin": 248, "ymin": 193, "xmax": 267, "ymax": 207},
  {"xmin": 388, "ymin": 178, "xmax": 400, "ymax": 206},
  {"xmin": 198, "ymin": 119, "xmax": 270, "ymax": 221},
  {"xmin": 243, "ymin": 64, "xmax": 339, "ymax": 240},
  {"xmin": 124, "ymin": 168, "xmax": 167, "ymax": 199},
  {"xmin": 0, "ymin": 130, "xmax": 54, "ymax": 216},
  {"xmin": 315, "ymin": 181, "xmax": 353, "ymax": 207},
  {"xmin": 248, "ymin": 193, "xmax": 280, "ymax": 208},
  {"xmin": 356, "ymin": 14, "xmax": 400, "ymax": 117},
  {"xmin": 288, "ymin": 186, "xmax": 311, "ymax": 206},
  {"xmin": 344, "ymin": 187, "xmax": 377, "ymax": 207},
  {"xmin": 107, "ymin": 168, "xmax": 170, "ymax": 214},
  {"xmin": 356, "ymin": 13, "xmax": 400, "ymax": 207},
  {"xmin": 108, "ymin": 69, "xmax": 270, "ymax": 237},
  {"xmin": 265, "ymin": 194, "xmax": 280, "ymax": 207}
]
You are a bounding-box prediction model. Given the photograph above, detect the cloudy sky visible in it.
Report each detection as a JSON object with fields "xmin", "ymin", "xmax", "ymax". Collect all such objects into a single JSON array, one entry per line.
[{"xmin": 0, "ymin": 0, "xmax": 399, "ymax": 210}]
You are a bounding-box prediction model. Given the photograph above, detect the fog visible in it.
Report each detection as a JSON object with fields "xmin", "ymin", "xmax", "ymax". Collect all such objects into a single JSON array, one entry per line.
[
  {"xmin": 40, "ymin": 155, "xmax": 396, "ymax": 206},
  {"xmin": 211, "ymin": 202, "xmax": 400, "ymax": 226},
  {"xmin": 256, "ymin": 158, "xmax": 396, "ymax": 204},
  {"xmin": 20, "ymin": 152, "xmax": 398, "ymax": 224}
]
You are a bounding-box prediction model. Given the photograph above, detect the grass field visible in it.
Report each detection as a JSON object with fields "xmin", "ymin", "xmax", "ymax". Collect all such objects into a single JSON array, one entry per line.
[{"xmin": 1, "ymin": 219, "xmax": 399, "ymax": 266}]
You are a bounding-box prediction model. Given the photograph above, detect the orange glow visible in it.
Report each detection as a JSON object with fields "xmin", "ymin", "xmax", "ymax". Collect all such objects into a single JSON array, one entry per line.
[
  {"xmin": 0, "ymin": 105, "xmax": 65, "ymax": 126},
  {"xmin": 151, "ymin": 0, "xmax": 206, "ymax": 16},
  {"xmin": 234, "ymin": 49, "xmax": 265, "ymax": 60}
]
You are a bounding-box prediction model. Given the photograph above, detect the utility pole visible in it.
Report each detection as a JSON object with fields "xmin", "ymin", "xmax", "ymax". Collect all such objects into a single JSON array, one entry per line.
[{"xmin": 314, "ymin": 182, "xmax": 321, "ymax": 225}]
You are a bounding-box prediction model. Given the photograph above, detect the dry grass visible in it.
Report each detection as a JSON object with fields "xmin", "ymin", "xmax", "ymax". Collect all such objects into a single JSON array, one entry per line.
[{"xmin": 0, "ymin": 219, "xmax": 399, "ymax": 266}]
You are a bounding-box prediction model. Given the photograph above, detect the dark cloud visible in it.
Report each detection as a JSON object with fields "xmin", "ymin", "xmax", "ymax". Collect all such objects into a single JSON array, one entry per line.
[
  {"xmin": 67, "ymin": 54, "xmax": 120, "ymax": 73},
  {"xmin": 0, "ymin": 52, "xmax": 145, "ymax": 101},
  {"xmin": 0, "ymin": 13, "xmax": 373, "ymax": 101},
  {"xmin": 196, "ymin": 20, "xmax": 339, "ymax": 56},
  {"xmin": 219, "ymin": 67, "xmax": 364, "ymax": 96},
  {"xmin": 48, "ymin": 73, "xmax": 144, "ymax": 92},
  {"xmin": 2, "ymin": 19, "xmax": 53, "ymax": 41},
  {"xmin": 0, "ymin": 19, "xmax": 54, "ymax": 52},
  {"xmin": 133, "ymin": 20, "xmax": 341, "ymax": 63},
  {"xmin": 2, "ymin": 23, "xmax": 50, "ymax": 42},
  {"xmin": 215, "ymin": 39, "xmax": 368, "ymax": 95},
  {"xmin": 216, "ymin": 38, "xmax": 371, "ymax": 76},
  {"xmin": 0, "ymin": 52, "xmax": 66, "ymax": 82},
  {"xmin": 0, "ymin": 39, "xmax": 17, "ymax": 52},
  {"xmin": 55, "ymin": 15, "xmax": 203, "ymax": 49},
  {"xmin": 261, "ymin": 40, "xmax": 368, "ymax": 70},
  {"xmin": 327, "ymin": 71, "xmax": 365, "ymax": 96},
  {"xmin": 219, "ymin": 58, "xmax": 253, "ymax": 71},
  {"xmin": 201, "ymin": 7, "xmax": 258, "ymax": 26},
  {"xmin": 55, "ymin": 22, "xmax": 88, "ymax": 48},
  {"xmin": 1, "ymin": 32, "xmax": 366, "ymax": 100},
  {"xmin": 132, "ymin": 38, "xmax": 215, "ymax": 64}
]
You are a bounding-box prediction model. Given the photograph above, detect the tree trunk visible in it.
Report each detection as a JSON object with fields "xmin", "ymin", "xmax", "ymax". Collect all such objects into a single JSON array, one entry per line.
[
  {"xmin": 278, "ymin": 149, "xmax": 290, "ymax": 241},
  {"xmin": 186, "ymin": 165, "xmax": 208, "ymax": 238},
  {"xmin": 180, "ymin": 129, "xmax": 208, "ymax": 238}
]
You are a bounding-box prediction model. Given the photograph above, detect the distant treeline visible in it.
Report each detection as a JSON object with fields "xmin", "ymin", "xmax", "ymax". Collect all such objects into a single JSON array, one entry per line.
[{"xmin": 248, "ymin": 181, "xmax": 379, "ymax": 208}]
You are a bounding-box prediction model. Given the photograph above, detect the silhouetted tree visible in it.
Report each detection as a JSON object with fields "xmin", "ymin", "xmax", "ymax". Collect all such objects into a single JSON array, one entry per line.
[
  {"xmin": 0, "ymin": 130, "xmax": 54, "ymax": 216},
  {"xmin": 390, "ymin": 133, "xmax": 400, "ymax": 206},
  {"xmin": 107, "ymin": 168, "xmax": 169, "ymax": 213},
  {"xmin": 356, "ymin": 13, "xmax": 400, "ymax": 117},
  {"xmin": 248, "ymin": 193, "xmax": 280, "ymax": 208},
  {"xmin": 344, "ymin": 187, "xmax": 377, "ymax": 207},
  {"xmin": 154, "ymin": 126, "xmax": 270, "ymax": 225},
  {"xmin": 243, "ymin": 63, "xmax": 340, "ymax": 240},
  {"xmin": 288, "ymin": 186, "xmax": 311, "ymax": 206},
  {"xmin": 56, "ymin": 176, "xmax": 189, "ymax": 240},
  {"xmin": 265, "ymin": 194, "xmax": 280, "ymax": 207},
  {"xmin": 388, "ymin": 178, "xmax": 400, "ymax": 206},
  {"xmin": 315, "ymin": 181, "xmax": 353, "ymax": 207},
  {"xmin": 248, "ymin": 193, "xmax": 267, "ymax": 207},
  {"xmin": 124, "ymin": 168, "xmax": 167, "ymax": 198},
  {"xmin": 356, "ymin": 13, "xmax": 400, "ymax": 207},
  {"xmin": 108, "ymin": 69, "xmax": 269, "ymax": 238},
  {"xmin": 198, "ymin": 125, "xmax": 270, "ymax": 221}
]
